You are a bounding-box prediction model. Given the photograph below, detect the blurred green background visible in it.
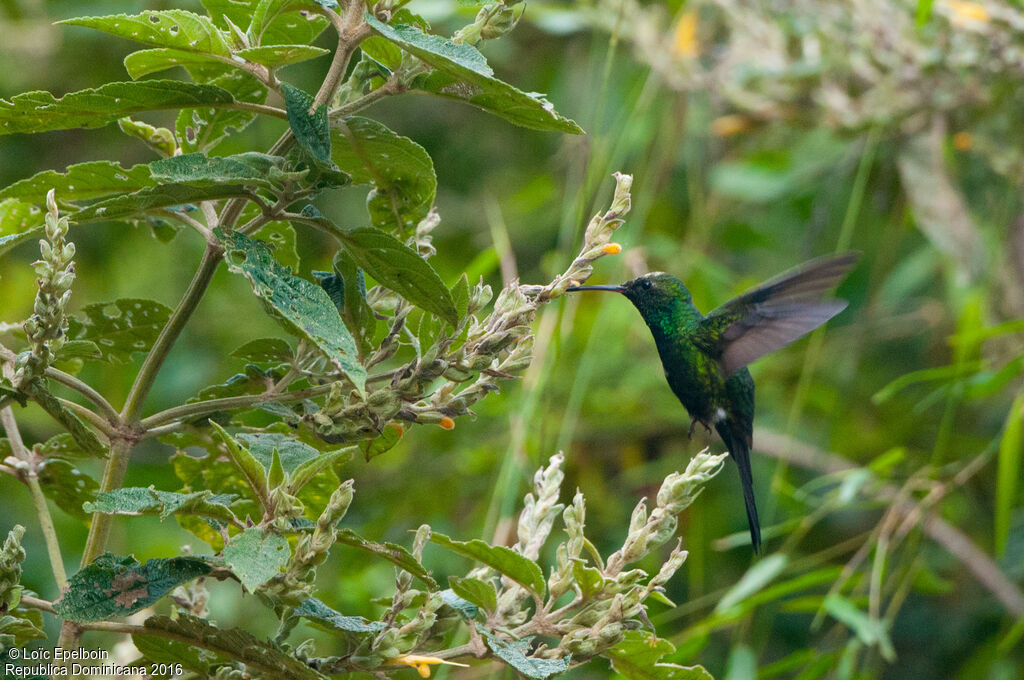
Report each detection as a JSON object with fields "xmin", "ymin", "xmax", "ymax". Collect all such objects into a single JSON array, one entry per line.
[{"xmin": 2, "ymin": 0, "xmax": 1023, "ymax": 678}]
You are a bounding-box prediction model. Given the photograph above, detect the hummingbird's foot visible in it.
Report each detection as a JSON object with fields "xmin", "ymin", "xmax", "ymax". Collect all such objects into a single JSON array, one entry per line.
[{"xmin": 688, "ymin": 418, "xmax": 698, "ymax": 439}]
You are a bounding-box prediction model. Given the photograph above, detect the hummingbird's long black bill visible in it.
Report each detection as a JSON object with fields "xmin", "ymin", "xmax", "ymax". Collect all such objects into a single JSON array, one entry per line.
[{"xmin": 566, "ymin": 285, "xmax": 626, "ymax": 292}]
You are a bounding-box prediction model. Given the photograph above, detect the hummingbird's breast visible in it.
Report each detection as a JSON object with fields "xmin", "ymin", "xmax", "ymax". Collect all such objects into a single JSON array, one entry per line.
[{"xmin": 646, "ymin": 320, "xmax": 727, "ymax": 424}]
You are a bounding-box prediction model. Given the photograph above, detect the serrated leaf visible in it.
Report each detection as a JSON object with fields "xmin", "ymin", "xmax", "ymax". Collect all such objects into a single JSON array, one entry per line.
[
  {"xmin": 61, "ymin": 11, "xmax": 232, "ymax": 55},
  {"xmin": 294, "ymin": 597, "xmax": 385, "ymax": 633},
  {"xmin": 247, "ymin": 0, "xmax": 331, "ymax": 47},
  {"xmin": 359, "ymin": 36, "xmax": 403, "ymax": 71},
  {"xmin": 132, "ymin": 634, "xmax": 224, "ymax": 675},
  {"xmin": 0, "ymin": 161, "xmax": 155, "ymax": 204},
  {"xmin": 481, "ymin": 631, "xmax": 570, "ymax": 679},
  {"xmin": 83, "ymin": 487, "xmax": 237, "ymax": 522},
  {"xmin": 448, "ymin": 576, "xmax": 497, "ymax": 614},
  {"xmin": 365, "ymin": 15, "xmax": 582, "ymax": 134},
  {"xmin": 210, "ymin": 422, "xmax": 271, "ymax": 508},
  {"xmin": 606, "ymin": 631, "xmax": 714, "ymax": 680},
  {"xmin": 145, "ymin": 613, "xmax": 328, "ymax": 679},
  {"xmin": 73, "ymin": 183, "xmax": 254, "ymax": 224},
  {"xmin": 37, "ymin": 459, "xmax": 98, "ymax": 520},
  {"xmin": 283, "ymin": 83, "xmax": 331, "ymax": 164},
  {"xmin": 0, "ymin": 80, "xmax": 235, "ymax": 136},
  {"xmin": 430, "ymin": 533, "xmax": 545, "ymax": 594},
  {"xmin": 177, "ymin": 71, "xmax": 266, "ymax": 153},
  {"xmin": 236, "ymin": 45, "xmax": 330, "ymax": 68},
  {"xmin": 150, "ymin": 151, "xmax": 287, "ymax": 189},
  {"xmin": 358, "ymin": 423, "xmax": 402, "ymax": 461},
  {"xmin": 36, "ymin": 433, "xmax": 87, "ymax": 460},
  {"xmin": 223, "ymin": 527, "xmax": 290, "ymax": 591},
  {"xmin": 203, "ymin": 0, "xmax": 260, "ymax": 30},
  {"xmin": 54, "ymin": 553, "xmax": 211, "ymax": 622},
  {"xmin": 287, "ymin": 446, "xmax": 355, "ymax": 494},
  {"xmin": 330, "ymin": 116, "xmax": 436, "ymax": 234},
  {"xmin": 715, "ymin": 553, "xmax": 788, "ymax": 612},
  {"xmin": 219, "ymin": 229, "xmax": 366, "ymax": 391},
  {"xmin": 336, "ymin": 528, "xmax": 437, "ymax": 589},
  {"xmin": 66, "ymin": 299, "xmax": 172, "ymax": 364},
  {"xmin": 254, "ymin": 221, "xmax": 300, "ymax": 271},
  {"xmin": 337, "ymin": 227, "xmax": 457, "ymax": 324},
  {"xmin": 231, "ymin": 337, "xmax": 294, "ymax": 365},
  {"xmin": 236, "ymin": 432, "xmax": 319, "ymax": 474}
]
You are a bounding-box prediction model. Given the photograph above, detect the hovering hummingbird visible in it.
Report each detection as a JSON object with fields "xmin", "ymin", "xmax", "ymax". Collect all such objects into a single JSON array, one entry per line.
[{"xmin": 566, "ymin": 253, "xmax": 858, "ymax": 553}]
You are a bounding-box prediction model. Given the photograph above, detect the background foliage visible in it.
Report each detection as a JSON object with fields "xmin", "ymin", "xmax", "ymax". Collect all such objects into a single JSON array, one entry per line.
[{"xmin": 1, "ymin": 0, "xmax": 1023, "ymax": 679}]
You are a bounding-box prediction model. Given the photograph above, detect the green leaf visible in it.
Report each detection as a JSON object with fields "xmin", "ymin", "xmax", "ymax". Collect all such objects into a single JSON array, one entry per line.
[
  {"xmin": 0, "ymin": 200, "xmax": 44, "ymax": 258},
  {"xmin": 0, "ymin": 80, "xmax": 235, "ymax": 136},
  {"xmin": 177, "ymin": 71, "xmax": 266, "ymax": 153},
  {"xmin": 73, "ymin": 182, "xmax": 254, "ymax": 224},
  {"xmin": 321, "ymin": 250, "xmax": 376, "ymax": 350},
  {"xmin": 236, "ymin": 45, "xmax": 330, "ymax": 68},
  {"xmin": 293, "ymin": 597, "xmax": 385, "ymax": 633},
  {"xmin": 338, "ymin": 227, "xmax": 457, "ymax": 325},
  {"xmin": 287, "ymin": 446, "xmax": 355, "ymax": 494},
  {"xmin": 236, "ymin": 432, "xmax": 318, "ymax": 474},
  {"xmin": 823, "ymin": 595, "xmax": 896, "ymax": 662},
  {"xmin": 61, "ymin": 11, "xmax": 232, "ymax": 55},
  {"xmin": 0, "ymin": 610, "xmax": 46, "ymax": 649},
  {"xmin": 192, "ymin": 364, "xmax": 284, "ymax": 404},
  {"xmin": 365, "ymin": 15, "xmax": 582, "ymax": 134},
  {"xmin": 448, "ymin": 575, "xmax": 497, "ymax": 614},
  {"xmin": 440, "ymin": 589, "xmax": 478, "ymax": 619},
  {"xmin": 606, "ymin": 631, "xmax": 714, "ymax": 680},
  {"xmin": 247, "ymin": 0, "xmax": 332, "ymax": 46},
  {"xmin": 996, "ymin": 393, "xmax": 1024, "ymax": 557},
  {"xmin": 336, "ymin": 528, "xmax": 437, "ymax": 589},
  {"xmin": 330, "ymin": 116, "xmax": 436, "ymax": 233},
  {"xmin": 223, "ymin": 527, "xmax": 290, "ymax": 592},
  {"xmin": 715, "ymin": 553, "xmax": 788, "ymax": 612},
  {"xmin": 358, "ymin": 423, "xmax": 402, "ymax": 461},
  {"xmin": 219, "ymin": 230, "xmax": 367, "ymax": 391},
  {"xmin": 430, "ymin": 532, "xmax": 545, "ymax": 594},
  {"xmin": 203, "ymin": 0, "xmax": 260, "ymax": 30},
  {"xmin": 210, "ymin": 422, "xmax": 271, "ymax": 508},
  {"xmin": 283, "ymin": 83, "xmax": 331, "ymax": 164},
  {"xmin": 150, "ymin": 152, "xmax": 289, "ymax": 190},
  {"xmin": 83, "ymin": 487, "xmax": 238, "ymax": 522},
  {"xmin": 54, "ymin": 553, "xmax": 211, "ymax": 622},
  {"xmin": 254, "ymin": 221, "xmax": 300, "ymax": 271},
  {"xmin": 145, "ymin": 613, "xmax": 328, "ymax": 679},
  {"xmin": 359, "ymin": 36, "xmax": 403, "ymax": 71},
  {"xmin": 231, "ymin": 337, "xmax": 294, "ymax": 365},
  {"xmin": 66, "ymin": 299, "xmax": 173, "ymax": 364},
  {"xmin": 124, "ymin": 48, "xmax": 227, "ymax": 79},
  {"xmin": 132, "ymin": 634, "xmax": 224, "ymax": 675},
  {"xmin": 451, "ymin": 273, "xmax": 470, "ymax": 321},
  {"xmin": 0, "ymin": 161, "xmax": 155, "ymax": 204},
  {"xmin": 481, "ymin": 631, "xmax": 570, "ymax": 679},
  {"xmin": 37, "ymin": 459, "xmax": 98, "ymax": 520}
]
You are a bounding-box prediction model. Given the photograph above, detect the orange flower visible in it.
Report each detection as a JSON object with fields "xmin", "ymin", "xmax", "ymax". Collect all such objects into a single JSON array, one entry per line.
[
  {"xmin": 387, "ymin": 655, "xmax": 469, "ymax": 678},
  {"xmin": 672, "ymin": 11, "xmax": 698, "ymax": 57},
  {"xmin": 952, "ymin": 131, "xmax": 973, "ymax": 151},
  {"xmin": 944, "ymin": 0, "xmax": 989, "ymax": 25},
  {"xmin": 603, "ymin": 243, "xmax": 622, "ymax": 255},
  {"xmin": 439, "ymin": 417, "xmax": 455, "ymax": 430}
]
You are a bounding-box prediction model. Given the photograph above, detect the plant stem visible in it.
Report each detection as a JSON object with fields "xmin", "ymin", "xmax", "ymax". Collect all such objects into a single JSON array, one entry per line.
[
  {"xmin": 139, "ymin": 384, "xmax": 335, "ymax": 431},
  {"xmin": 44, "ymin": 367, "xmax": 119, "ymax": 422},
  {"xmin": 79, "ymin": 437, "xmax": 134, "ymax": 566},
  {"xmin": 121, "ymin": 244, "xmax": 223, "ymax": 423}
]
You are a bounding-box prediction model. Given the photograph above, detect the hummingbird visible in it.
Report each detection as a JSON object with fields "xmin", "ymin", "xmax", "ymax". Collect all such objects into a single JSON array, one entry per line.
[{"xmin": 566, "ymin": 253, "xmax": 858, "ymax": 553}]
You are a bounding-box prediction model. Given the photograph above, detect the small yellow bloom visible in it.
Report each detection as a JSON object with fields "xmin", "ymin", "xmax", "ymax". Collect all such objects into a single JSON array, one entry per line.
[
  {"xmin": 672, "ymin": 11, "xmax": 699, "ymax": 57},
  {"xmin": 944, "ymin": 0, "xmax": 989, "ymax": 25},
  {"xmin": 439, "ymin": 417, "xmax": 455, "ymax": 430},
  {"xmin": 388, "ymin": 655, "xmax": 470, "ymax": 678},
  {"xmin": 603, "ymin": 243, "xmax": 622, "ymax": 255},
  {"xmin": 952, "ymin": 131, "xmax": 973, "ymax": 151},
  {"xmin": 711, "ymin": 114, "xmax": 753, "ymax": 137}
]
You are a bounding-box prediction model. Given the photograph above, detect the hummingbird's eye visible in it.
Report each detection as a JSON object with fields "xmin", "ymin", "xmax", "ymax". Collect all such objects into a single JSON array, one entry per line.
[{"xmin": 640, "ymin": 279, "xmax": 653, "ymax": 290}]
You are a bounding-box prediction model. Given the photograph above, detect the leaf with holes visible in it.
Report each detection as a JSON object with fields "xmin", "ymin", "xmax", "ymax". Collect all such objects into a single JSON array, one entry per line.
[
  {"xmin": 0, "ymin": 161, "xmax": 155, "ymax": 204},
  {"xmin": 67, "ymin": 299, "xmax": 172, "ymax": 363},
  {"xmin": 365, "ymin": 15, "xmax": 582, "ymax": 134},
  {"xmin": 236, "ymin": 45, "xmax": 330, "ymax": 68},
  {"xmin": 223, "ymin": 527, "xmax": 290, "ymax": 592},
  {"xmin": 83, "ymin": 487, "xmax": 238, "ymax": 523},
  {"xmin": 177, "ymin": 71, "xmax": 266, "ymax": 153},
  {"xmin": 124, "ymin": 48, "xmax": 228, "ymax": 80},
  {"xmin": 253, "ymin": 221, "xmax": 300, "ymax": 271},
  {"xmin": 481, "ymin": 631, "xmax": 571, "ymax": 680},
  {"xmin": 54, "ymin": 553, "xmax": 212, "ymax": 622},
  {"xmin": 0, "ymin": 199, "xmax": 44, "ymax": 258},
  {"xmin": 247, "ymin": 0, "xmax": 331, "ymax": 47},
  {"xmin": 60, "ymin": 11, "xmax": 233, "ymax": 55},
  {"xmin": 294, "ymin": 597, "xmax": 384, "ymax": 633},
  {"xmin": 38, "ymin": 459, "xmax": 98, "ymax": 520},
  {"xmin": 330, "ymin": 117, "xmax": 436, "ymax": 234},
  {"xmin": 219, "ymin": 230, "xmax": 366, "ymax": 391},
  {"xmin": 0, "ymin": 80, "xmax": 235, "ymax": 136},
  {"xmin": 230, "ymin": 337, "xmax": 293, "ymax": 365}
]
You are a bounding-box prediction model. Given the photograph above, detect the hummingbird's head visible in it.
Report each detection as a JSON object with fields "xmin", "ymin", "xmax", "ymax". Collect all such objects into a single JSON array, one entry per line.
[{"xmin": 566, "ymin": 272, "xmax": 691, "ymax": 315}]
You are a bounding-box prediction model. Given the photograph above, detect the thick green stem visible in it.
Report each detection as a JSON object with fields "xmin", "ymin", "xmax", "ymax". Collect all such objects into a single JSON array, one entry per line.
[
  {"xmin": 79, "ymin": 437, "xmax": 134, "ymax": 566},
  {"xmin": 121, "ymin": 245, "xmax": 223, "ymax": 422}
]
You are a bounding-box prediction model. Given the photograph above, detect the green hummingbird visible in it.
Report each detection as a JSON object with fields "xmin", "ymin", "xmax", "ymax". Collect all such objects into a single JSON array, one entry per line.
[{"xmin": 566, "ymin": 253, "xmax": 858, "ymax": 553}]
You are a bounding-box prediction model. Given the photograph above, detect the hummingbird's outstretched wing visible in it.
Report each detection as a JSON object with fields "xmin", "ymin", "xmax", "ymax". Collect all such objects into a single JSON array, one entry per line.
[{"xmin": 696, "ymin": 253, "xmax": 858, "ymax": 377}]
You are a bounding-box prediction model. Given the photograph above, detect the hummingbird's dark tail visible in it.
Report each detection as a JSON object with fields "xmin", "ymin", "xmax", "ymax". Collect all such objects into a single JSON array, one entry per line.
[{"xmin": 714, "ymin": 421, "xmax": 762, "ymax": 553}]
